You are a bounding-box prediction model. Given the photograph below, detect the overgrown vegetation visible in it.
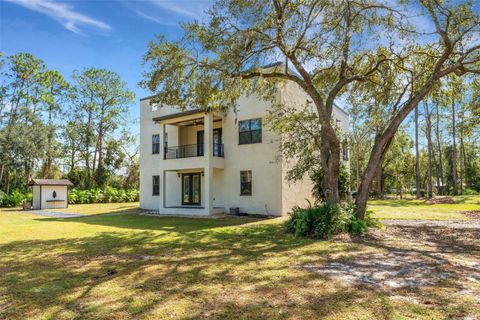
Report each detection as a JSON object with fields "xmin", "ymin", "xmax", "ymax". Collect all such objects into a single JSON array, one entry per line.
[{"xmin": 286, "ymin": 202, "xmax": 378, "ymax": 239}]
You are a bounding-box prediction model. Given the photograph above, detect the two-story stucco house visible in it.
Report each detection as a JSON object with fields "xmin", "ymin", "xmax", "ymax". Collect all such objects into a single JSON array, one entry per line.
[{"xmin": 139, "ymin": 75, "xmax": 349, "ymax": 216}]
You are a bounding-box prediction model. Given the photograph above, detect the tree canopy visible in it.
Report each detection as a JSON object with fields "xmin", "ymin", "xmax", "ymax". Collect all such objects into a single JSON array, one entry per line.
[{"xmin": 142, "ymin": 0, "xmax": 480, "ymax": 218}]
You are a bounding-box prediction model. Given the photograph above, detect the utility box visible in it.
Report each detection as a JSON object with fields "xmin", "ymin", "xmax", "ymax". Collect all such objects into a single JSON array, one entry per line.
[
  {"xmin": 29, "ymin": 179, "xmax": 73, "ymax": 210},
  {"xmin": 229, "ymin": 207, "xmax": 240, "ymax": 215}
]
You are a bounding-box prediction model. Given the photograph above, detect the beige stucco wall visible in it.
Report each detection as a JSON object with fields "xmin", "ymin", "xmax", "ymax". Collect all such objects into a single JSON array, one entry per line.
[
  {"xmin": 139, "ymin": 79, "xmax": 349, "ymax": 216},
  {"xmin": 278, "ymin": 81, "xmax": 350, "ymax": 215}
]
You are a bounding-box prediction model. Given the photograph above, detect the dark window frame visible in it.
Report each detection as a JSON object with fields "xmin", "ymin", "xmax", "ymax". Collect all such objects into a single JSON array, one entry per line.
[
  {"xmin": 152, "ymin": 175, "xmax": 160, "ymax": 196},
  {"xmin": 238, "ymin": 118, "xmax": 262, "ymax": 145},
  {"xmin": 240, "ymin": 170, "xmax": 252, "ymax": 196},
  {"xmin": 181, "ymin": 173, "xmax": 202, "ymax": 205},
  {"xmin": 152, "ymin": 134, "xmax": 160, "ymax": 154}
]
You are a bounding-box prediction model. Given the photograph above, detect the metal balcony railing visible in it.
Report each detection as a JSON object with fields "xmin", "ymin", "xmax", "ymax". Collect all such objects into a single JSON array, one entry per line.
[{"xmin": 164, "ymin": 143, "xmax": 224, "ymax": 159}]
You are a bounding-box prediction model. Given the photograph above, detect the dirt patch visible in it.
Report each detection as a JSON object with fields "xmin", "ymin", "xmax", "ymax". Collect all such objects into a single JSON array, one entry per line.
[
  {"xmin": 300, "ymin": 251, "xmax": 452, "ymax": 289},
  {"xmin": 299, "ymin": 224, "xmax": 480, "ymax": 290},
  {"xmin": 426, "ymin": 196, "xmax": 455, "ymax": 204},
  {"xmin": 463, "ymin": 210, "xmax": 480, "ymax": 220}
]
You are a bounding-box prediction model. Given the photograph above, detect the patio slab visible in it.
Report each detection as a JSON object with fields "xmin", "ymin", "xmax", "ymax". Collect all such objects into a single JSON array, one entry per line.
[{"xmin": 28, "ymin": 210, "xmax": 84, "ymax": 218}]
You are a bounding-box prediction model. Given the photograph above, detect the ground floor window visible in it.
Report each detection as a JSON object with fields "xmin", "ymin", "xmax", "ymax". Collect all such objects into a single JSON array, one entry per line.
[
  {"xmin": 152, "ymin": 175, "xmax": 160, "ymax": 196},
  {"xmin": 240, "ymin": 170, "xmax": 252, "ymax": 195}
]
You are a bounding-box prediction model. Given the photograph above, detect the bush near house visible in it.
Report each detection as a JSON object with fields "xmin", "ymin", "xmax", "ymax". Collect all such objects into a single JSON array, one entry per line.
[
  {"xmin": 67, "ymin": 187, "xmax": 139, "ymax": 204},
  {"xmin": 286, "ymin": 202, "xmax": 379, "ymax": 239}
]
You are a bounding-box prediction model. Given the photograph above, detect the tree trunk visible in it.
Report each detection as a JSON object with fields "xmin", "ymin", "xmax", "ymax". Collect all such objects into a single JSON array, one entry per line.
[
  {"xmin": 6, "ymin": 171, "xmax": 10, "ymax": 195},
  {"xmin": 461, "ymin": 135, "xmax": 467, "ymax": 191},
  {"xmin": 415, "ymin": 105, "xmax": 421, "ymax": 198},
  {"xmin": 355, "ymin": 142, "xmax": 360, "ymax": 190},
  {"xmin": 451, "ymin": 101, "xmax": 457, "ymax": 195},
  {"xmin": 376, "ymin": 166, "xmax": 383, "ymax": 198},
  {"xmin": 85, "ymin": 109, "xmax": 93, "ymax": 187},
  {"xmin": 459, "ymin": 105, "xmax": 465, "ymax": 195},
  {"xmin": 424, "ymin": 101, "xmax": 433, "ymax": 198},
  {"xmin": 0, "ymin": 164, "xmax": 4, "ymax": 190},
  {"xmin": 319, "ymin": 125, "xmax": 341, "ymax": 204},
  {"xmin": 45, "ymin": 104, "xmax": 54, "ymax": 179},
  {"xmin": 435, "ymin": 104, "xmax": 444, "ymax": 195},
  {"xmin": 70, "ymin": 144, "xmax": 76, "ymax": 173},
  {"xmin": 356, "ymin": 74, "xmax": 440, "ymax": 219}
]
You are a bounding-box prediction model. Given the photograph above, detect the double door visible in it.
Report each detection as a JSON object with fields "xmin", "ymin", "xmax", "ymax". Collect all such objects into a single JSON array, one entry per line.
[{"xmin": 182, "ymin": 173, "xmax": 201, "ymax": 205}]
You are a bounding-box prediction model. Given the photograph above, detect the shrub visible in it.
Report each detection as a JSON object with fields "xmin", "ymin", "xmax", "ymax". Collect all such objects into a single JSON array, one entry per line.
[
  {"xmin": 286, "ymin": 202, "xmax": 379, "ymax": 239},
  {"xmin": 464, "ymin": 188, "xmax": 479, "ymax": 196},
  {"xmin": 67, "ymin": 188, "xmax": 139, "ymax": 205},
  {"xmin": 0, "ymin": 188, "xmax": 138, "ymax": 207},
  {"xmin": 0, "ymin": 190, "xmax": 29, "ymax": 207}
]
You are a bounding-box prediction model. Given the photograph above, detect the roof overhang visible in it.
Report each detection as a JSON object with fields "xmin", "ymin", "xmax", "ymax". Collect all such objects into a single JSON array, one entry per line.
[
  {"xmin": 28, "ymin": 179, "xmax": 74, "ymax": 187},
  {"xmin": 152, "ymin": 109, "xmax": 204, "ymax": 123}
]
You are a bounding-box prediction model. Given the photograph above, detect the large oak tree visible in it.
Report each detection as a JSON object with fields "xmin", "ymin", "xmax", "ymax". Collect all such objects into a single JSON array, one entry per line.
[{"xmin": 142, "ymin": 0, "xmax": 480, "ymax": 218}]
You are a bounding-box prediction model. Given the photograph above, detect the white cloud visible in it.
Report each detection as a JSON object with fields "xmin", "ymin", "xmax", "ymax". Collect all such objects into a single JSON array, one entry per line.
[
  {"xmin": 149, "ymin": 1, "xmax": 199, "ymax": 18},
  {"xmin": 134, "ymin": 9, "xmax": 177, "ymax": 26},
  {"xmin": 4, "ymin": 0, "xmax": 111, "ymax": 34}
]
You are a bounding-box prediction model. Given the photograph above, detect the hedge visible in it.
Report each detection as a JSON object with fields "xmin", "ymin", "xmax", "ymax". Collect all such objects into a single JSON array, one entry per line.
[{"xmin": 0, "ymin": 188, "xmax": 139, "ymax": 207}]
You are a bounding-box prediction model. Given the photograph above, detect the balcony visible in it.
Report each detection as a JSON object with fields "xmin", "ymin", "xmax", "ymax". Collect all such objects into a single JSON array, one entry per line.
[{"xmin": 164, "ymin": 143, "xmax": 224, "ymax": 160}]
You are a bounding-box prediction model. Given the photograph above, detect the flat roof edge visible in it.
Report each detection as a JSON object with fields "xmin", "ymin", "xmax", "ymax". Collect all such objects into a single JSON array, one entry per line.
[{"xmin": 152, "ymin": 109, "xmax": 204, "ymax": 122}]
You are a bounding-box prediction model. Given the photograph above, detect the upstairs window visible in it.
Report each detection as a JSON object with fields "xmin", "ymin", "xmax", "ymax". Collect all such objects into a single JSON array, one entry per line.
[
  {"xmin": 152, "ymin": 134, "xmax": 160, "ymax": 154},
  {"xmin": 240, "ymin": 170, "xmax": 252, "ymax": 195},
  {"xmin": 152, "ymin": 175, "xmax": 160, "ymax": 196},
  {"xmin": 239, "ymin": 118, "xmax": 262, "ymax": 144}
]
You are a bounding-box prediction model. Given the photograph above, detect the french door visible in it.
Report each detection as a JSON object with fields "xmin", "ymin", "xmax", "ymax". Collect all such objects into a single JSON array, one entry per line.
[
  {"xmin": 182, "ymin": 173, "xmax": 201, "ymax": 205},
  {"xmin": 197, "ymin": 129, "xmax": 222, "ymax": 156}
]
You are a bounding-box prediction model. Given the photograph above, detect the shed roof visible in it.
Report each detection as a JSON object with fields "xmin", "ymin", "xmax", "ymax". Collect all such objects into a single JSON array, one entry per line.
[{"xmin": 28, "ymin": 179, "xmax": 73, "ymax": 186}]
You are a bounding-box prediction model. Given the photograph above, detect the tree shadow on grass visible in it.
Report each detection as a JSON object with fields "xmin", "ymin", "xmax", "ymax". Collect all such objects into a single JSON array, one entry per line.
[
  {"xmin": 1, "ymin": 220, "xmax": 332, "ymax": 319},
  {"xmin": 3, "ymin": 216, "xmax": 479, "ymax": 319},
  {"xmin": 368, "ymin": 199, "xmax": 426, "ymax": 207},
  {"xmin": 35, "ymin": 211, "xmax": 263, "ymax": 232}
]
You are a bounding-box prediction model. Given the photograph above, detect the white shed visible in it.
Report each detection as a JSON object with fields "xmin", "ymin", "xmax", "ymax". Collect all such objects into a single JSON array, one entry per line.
[{"xmin": 29, "ymin": 179, "xmax": 73, "ymax": 210}]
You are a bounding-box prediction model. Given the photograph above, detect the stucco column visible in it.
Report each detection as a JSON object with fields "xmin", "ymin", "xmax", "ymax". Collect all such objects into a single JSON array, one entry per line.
[
  {"xmin": 159, "ymin": 123, "xmax": 165, "ymax": 160},
  {"xmin": 159, "ymin": 123, "xmax": 165, "ymax": 212},
  {"xmin": 204, "ymin": 112, "xmax": 214, "ymax": 214}
]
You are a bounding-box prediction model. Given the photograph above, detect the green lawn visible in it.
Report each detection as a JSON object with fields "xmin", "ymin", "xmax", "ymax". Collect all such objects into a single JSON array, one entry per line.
[
  {"xmin": 1, "ymin": 202, "xmax": 479, "ymax": 319},
  {"xmin": 369, "ymin": 195, "xmax": 480, "ymax": 220}
]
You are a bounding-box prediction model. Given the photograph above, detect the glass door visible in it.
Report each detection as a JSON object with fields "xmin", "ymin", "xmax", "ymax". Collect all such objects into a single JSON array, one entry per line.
[
  {"xmin": 213, "ymin": 129, "xmax": 222, "ymax": 156},
  {"xmin": 197, "ymin": 131, "xmax": 204, "ymax": 156},
  {"xmin": 181, "ymin": 173, "xmax": 201, "ymax": 205}
]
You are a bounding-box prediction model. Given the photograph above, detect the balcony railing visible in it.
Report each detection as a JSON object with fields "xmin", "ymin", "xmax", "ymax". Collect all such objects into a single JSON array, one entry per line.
[{"xmin": 164, "ymin": 143, "xmax": 224, "ymax": 159}]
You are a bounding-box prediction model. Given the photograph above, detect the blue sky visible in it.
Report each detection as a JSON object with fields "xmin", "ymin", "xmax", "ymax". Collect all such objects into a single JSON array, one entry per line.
[{"xmin": 0, "ymin": 0, "xmax": 213, "ymax": 133}]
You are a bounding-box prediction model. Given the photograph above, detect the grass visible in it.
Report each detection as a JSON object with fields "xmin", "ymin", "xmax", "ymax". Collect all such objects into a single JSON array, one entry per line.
[
  {"xmin": 369, "ymin": 195, "xmax": 480, "ymax": 220},
  {"xmin": 1, "ymin": 202, "xmax": 479, "ymax": 319}
]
